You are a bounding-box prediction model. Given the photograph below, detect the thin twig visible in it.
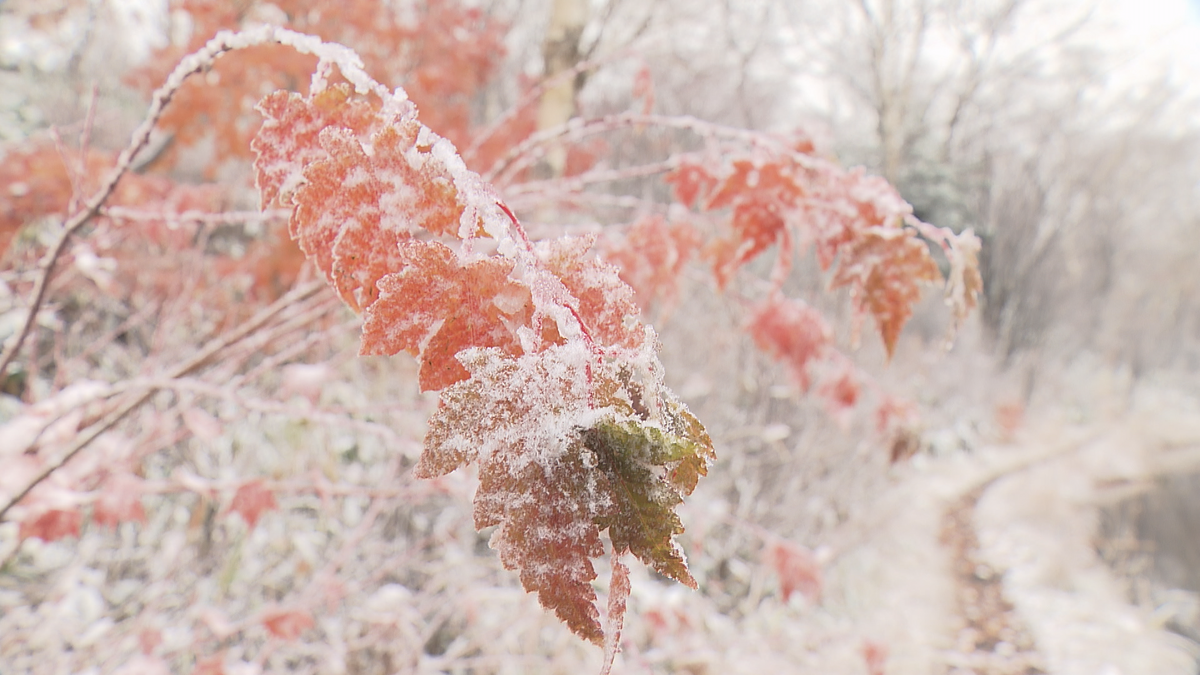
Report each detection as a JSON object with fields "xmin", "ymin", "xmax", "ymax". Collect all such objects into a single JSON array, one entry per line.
[
  {"xmin": 0, "ymin": 280, "xmax": 325, "ymax": 522},
  {"xmin": 0, "ymin": 33, "xmax": 262, "ymax": 379}
]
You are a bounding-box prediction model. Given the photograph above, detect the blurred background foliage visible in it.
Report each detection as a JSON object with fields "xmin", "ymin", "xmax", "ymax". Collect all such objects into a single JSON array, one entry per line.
[{"xmin": 2, "ymin": 1, "xmax": 1200, "ymax": 673}]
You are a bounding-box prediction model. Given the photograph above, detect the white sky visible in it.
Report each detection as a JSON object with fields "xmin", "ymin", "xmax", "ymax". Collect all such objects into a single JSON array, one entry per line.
[{"xmin": 1110, "ymin": 0, "xmax": 1200, "ymax": 79}]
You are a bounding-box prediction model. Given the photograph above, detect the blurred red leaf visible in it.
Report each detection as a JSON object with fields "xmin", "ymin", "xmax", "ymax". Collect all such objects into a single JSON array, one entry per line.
[
  {"xmin": 20, "ymin": 508, "xmax": 82, "ymax": 542},
  {"xmin": 829, "ymin": 227, "xmax": 941, "ymax": 357},
  {"xmin": 191, "ymin": 653, "xmax": 226, "ymax": 675},
  {"xmin": 765, "ymin": 540, "xmax": 822, "ymax": 603},
  {"xmin": 229, "ymin": 480, "xmax": 277, "ymax": 529},
  {"xmin": 863, "ymin": 639, "xmax": 889, "ymax": 675},
  {"xmin": 261, "ymin": 607, "xmax": 315, "ymax": 641},
  {"xmin": 138, "ymin": 628, "xmax": 163, "ymax": 655},
  {"xmin": 745, "ymin": 297, "xmax": 831, "ymax": 391},
  {"xmin": 603, "ymin": 216, "xmax": 700, "ymax": 310}
]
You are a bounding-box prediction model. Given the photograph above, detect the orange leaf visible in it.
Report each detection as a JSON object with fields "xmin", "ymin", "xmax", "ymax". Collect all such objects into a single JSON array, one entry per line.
[
  {"xmin": 360, "ymin": 239, "xmax": 530, "ymax": 391},
  {"xmin": 261, "ymin": 608, "xmax": 315, "ymax": 641},
  {"xmin": 537, "ymin": 236, "xmax": 644, "ymax": 349},
  {"xmin": 830, "ymin": 227, "xmax": 941, "ymax": 357},
  {"xmin": 253, "ymin": 85, "xmax": 379, "ymax": 209}
]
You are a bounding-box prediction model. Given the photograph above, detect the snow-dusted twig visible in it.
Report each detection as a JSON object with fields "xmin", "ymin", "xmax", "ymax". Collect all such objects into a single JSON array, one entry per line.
[
  {"xmin": 100, "ymin": 206, "xmax": 292, "ymax": 226},
  {"xmin": 0, "ymin": 279, "xmax": 327, "ymax": 522},
  {"xmin": 0, "ymin": 25, "xmax": 387, "ymax": 390},
  {"xmin": 484, "ymin": 112, "xmax": 826, "ymax": 186}
]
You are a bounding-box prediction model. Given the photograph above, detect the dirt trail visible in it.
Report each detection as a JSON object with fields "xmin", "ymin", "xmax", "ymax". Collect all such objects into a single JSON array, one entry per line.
[{"xmin": 827, "ymin": 399, "xmax": 1200, "ymax": 675}]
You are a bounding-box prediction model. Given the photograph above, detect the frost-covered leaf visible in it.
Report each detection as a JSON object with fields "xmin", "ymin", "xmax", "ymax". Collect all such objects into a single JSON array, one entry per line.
[
  {"xmin": 830, "ymin": 226, "xmax": 941, "ymax": 357},
  {"xmin": 253, "ymin": 85, "xmax": 379, "ymax": 209},
  {"xmin": 601, "ymin": 558, "xmax": 631, "ymax": 675},
  {"xmin": 361, "ymin": 239, "xmax": 530, "ymax": 391},
  {"xmin": 943, "ymin": 228, "xmax": 984, "ymax": 329},
  {"xmin": 585, "ymin": 419, "xmax": 702, "ymax": 586},
  {"xmin": 418, "ymin": 343, "xmax": 713, "ymax": 643},
  {"xmin": 537, "ymin": 236, "xmax": 644, "ymax": 349}
]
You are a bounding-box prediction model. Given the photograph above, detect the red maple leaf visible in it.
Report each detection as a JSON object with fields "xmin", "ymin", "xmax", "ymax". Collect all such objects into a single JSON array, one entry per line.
[
  {"xmin": 830, "ymin": 226, "xmax": 941, "ymax": 357},
  {"xmin": 253, "ymin": 85, "xmax": 380, "ymax": 209},
  {"xmin": 360, "ymin": 239, "xmax": 530, "ymax": 391},
  {"xmin": 537, "ymin": 236, "xmax": 644, "ymax": 349},
  {"xmin": 603, "ymin": 216, "xmax": 701, "ymax": 310},
  {"xmin": 417, "ymin": 345, "xmax": 713, "ymax": 644}
]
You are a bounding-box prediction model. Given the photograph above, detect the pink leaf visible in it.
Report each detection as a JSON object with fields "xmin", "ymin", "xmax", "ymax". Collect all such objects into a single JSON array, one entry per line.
[
  {"xmin": 745, "ymin": 297, "xmax": 831, "ymax": 390},
  {"xmin": 229, "ymin": 480, "xmax": 277, "ymax": 529}
]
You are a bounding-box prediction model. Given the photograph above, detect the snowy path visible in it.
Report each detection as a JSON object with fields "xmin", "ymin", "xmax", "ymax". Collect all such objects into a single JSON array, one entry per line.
[{"xmin": 828, "ymin": 404, "xmax": 1200, "ymax": 675}]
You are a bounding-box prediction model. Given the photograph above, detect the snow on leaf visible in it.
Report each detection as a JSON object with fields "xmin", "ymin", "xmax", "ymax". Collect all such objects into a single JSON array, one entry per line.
[
  {"xmin": 360, "ymin": 239, "xmax": 530, "ymax": 391},
  {"xmin": 943, "ymin": 228, "xmax": 984, "ymax": 330},
  {"xmin": 745, "ymin": 297, "xmax": 832, "ymax": 390},
  {"xmin": 417, "ymin": 343, "xmax": 714, "ymax": 644},
  {"xmin": 291, "ymin": 126, "xmax": 412, "ymax": 312},
  {"xmin": 537, "ymin": 236, "xmax": 644, "ymax": 349},
  {"xmin": 477, "ymin": 432, "xmax": 607, "ymax": 643},
  {"xmin": 93, "ymin": 473, "xmax": 147, "ymax": 529},
  {"xmin": 829, "ymin": 226, "xmax": 941, "ymax": 357},
  {"xmin": 585, "ymin": 418, "xmax": 703, "ymax": 586},
  {"xmin": 255, "ymin": 85, "xmax": 495, "ymax": 313},
  {"xmin": 228, "ymin": 479, "xmax": 277, "ymax": 529},
  {"xmin": 601, "ymin": 557, "xmax": 631, "ymax": 675},
  {"xmin": 260, "ymin": 608, "xmax": 315, "ymax": 641},
  {"xmin": 253, "ymin": 85, "xmax": 380, "ymax": 209}
]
